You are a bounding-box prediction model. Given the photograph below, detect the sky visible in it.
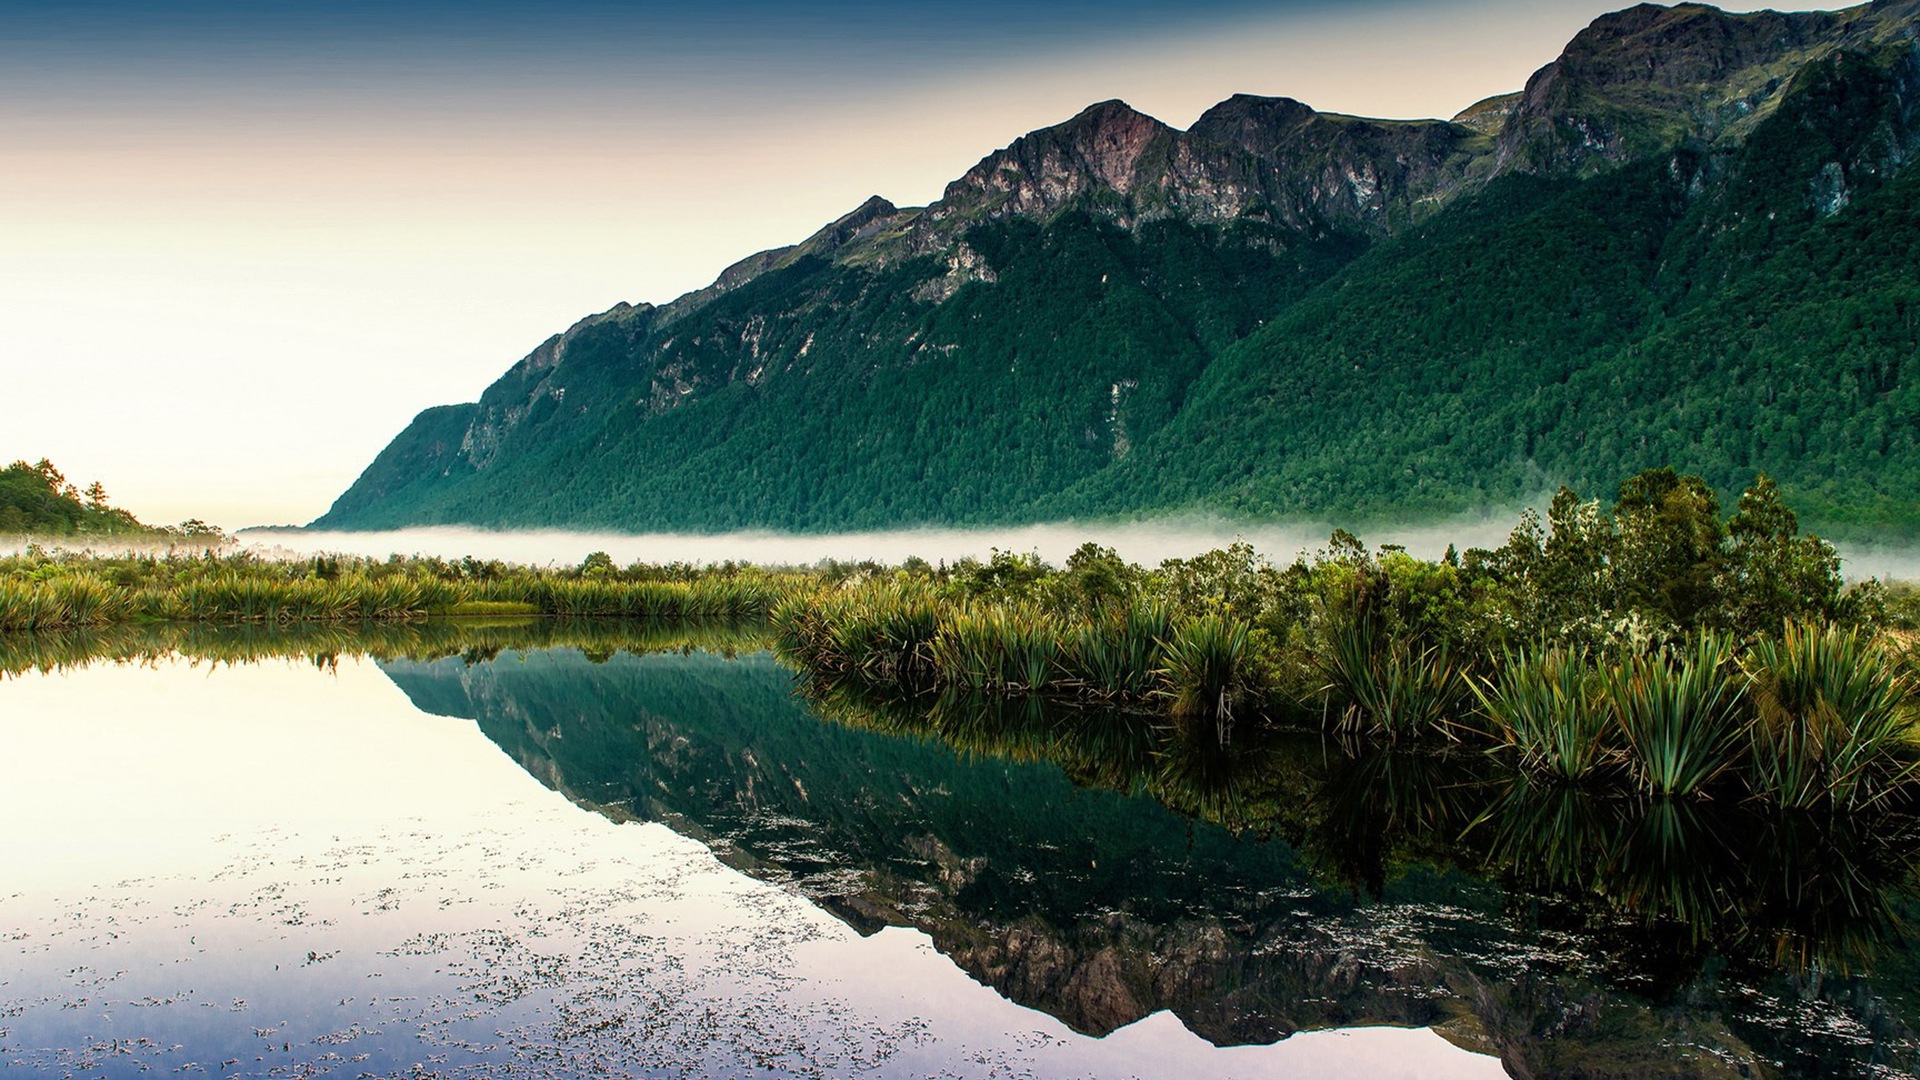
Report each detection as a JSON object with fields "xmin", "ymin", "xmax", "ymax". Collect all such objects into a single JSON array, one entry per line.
[{"xmin": 0, "ymin": 0, "xmax": 1852, "ymax": 528}]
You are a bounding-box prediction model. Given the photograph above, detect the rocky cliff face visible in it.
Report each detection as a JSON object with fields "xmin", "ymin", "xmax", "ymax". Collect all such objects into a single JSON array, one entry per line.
[
  {"xmin": 1495, "ymin": 0, "xmax": 1919, "ymax": 174},
  {"xmin": 865, "ymin": 94, "xmax": 1484, "ymax": 259}
]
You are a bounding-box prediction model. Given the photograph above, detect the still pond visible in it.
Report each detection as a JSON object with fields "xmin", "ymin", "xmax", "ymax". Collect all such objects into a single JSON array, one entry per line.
[{"xmin": 1, "ymin": 621, "xmax": 1915, "ymax": 1078}]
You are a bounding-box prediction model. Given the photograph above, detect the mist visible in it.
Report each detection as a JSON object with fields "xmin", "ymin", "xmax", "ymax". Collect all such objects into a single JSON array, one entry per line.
[
  {"xmin": 225, "ymin": 515, "xmax": 1920, "ymax": 582},
  {"xmin": 242, "ymin": 513, "xmax": 1530, "ymax": 570}
]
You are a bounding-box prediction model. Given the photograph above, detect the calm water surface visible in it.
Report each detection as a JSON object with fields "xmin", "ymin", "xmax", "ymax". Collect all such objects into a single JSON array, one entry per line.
[{"xmin": 2, "ymin": 625, "xmax": 1916, "ymax": 1078}]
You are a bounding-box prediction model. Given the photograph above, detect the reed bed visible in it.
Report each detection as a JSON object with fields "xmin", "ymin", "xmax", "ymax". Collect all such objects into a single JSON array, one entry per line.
[
  {"xmin": 779, "ymin": 578, "xmax": 1920, "ymax": 807},
  {"xmin": 772, "ymin": 587, "xmax": 1260, "ymax": 715}
]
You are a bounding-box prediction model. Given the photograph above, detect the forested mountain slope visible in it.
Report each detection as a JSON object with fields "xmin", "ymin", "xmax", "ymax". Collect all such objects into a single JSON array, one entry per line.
[{"xmin": 317, "ymin": 1, "xmax": 1920, "ymax": 535}]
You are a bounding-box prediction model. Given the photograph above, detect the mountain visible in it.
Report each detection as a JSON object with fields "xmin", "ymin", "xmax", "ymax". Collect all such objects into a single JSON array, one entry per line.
[{"xmin": 317, "ymin": 1, "xmax": 1920, "ymax": 536}]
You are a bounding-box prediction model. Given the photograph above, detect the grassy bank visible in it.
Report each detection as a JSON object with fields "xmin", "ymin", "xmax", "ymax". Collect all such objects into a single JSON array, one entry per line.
[
  {"xmin": 0, "ymin": 550, "xmax": 804, "ymax": 630},
  {"xmin": 6, "ymin": 468, "xmax": 1918, "ymax": 808}
]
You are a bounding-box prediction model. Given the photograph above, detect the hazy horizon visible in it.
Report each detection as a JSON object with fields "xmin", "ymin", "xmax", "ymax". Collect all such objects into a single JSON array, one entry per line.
[{"xmin": 0, "ymin": 0, "xmax": 1856, "ymax": 530}]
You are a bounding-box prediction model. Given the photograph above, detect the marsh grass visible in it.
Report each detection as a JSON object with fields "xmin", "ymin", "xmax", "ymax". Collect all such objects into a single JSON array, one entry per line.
[
  {"xmin": 1157, "ymin": 614, "xmax": 1256, "ymax": 721},
  {"xmin": 1474, "ymin": 646, "xmax": 1614, "ymax": 782},
  {"xmin": 774, "ymin": 588, "xmax": 1181, "ymax": 703},
  {"xmin": 929, "ymin": 606, "xmax": 1063, "ymax": 693},
  {"xmin": 1319, "ymin": 617, "xmax": 1465, "ymax": 742},
  {"xmin": 0, "ymin": 555, "xmax": 788, "ymax": 630},
  {"xmin": 1063, "ymin": 603, "xmax": 1170, "ymax": 699},
  {"xmin": 1742, "ymin": 622, "xmax": 1919, "ymax": 809},
  {"xmin": 1605, "ymin": 633, "xmax": 1746, "ymax": 797}
]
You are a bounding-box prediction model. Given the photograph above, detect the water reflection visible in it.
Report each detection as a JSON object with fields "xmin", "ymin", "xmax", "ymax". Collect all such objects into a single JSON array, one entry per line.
[
  {"xmin": 811, "ymin": 676, "xmax": 1920, "ymax": 979},
  {"xmin": 789, "ymin": 679, "xmax": 1920, "ymax": 1078},
  {"xmin": 5, "ymin": 636, "xmax": 1510, "ymax": 1080},
  {"xmin": 379, "ymin": 644, "xmax": 1497, "ymax": 1049},
  {"xmin": 6, "ymin": 620, "xmax": 1920, "ymax": 1078},
  {"xmin": 0, "ymin": 615, "xmax": 769, "ymax": 679},
  {"xmin": 1474, "ymin": 784, "xmax": 1920, "ymax": 983}
]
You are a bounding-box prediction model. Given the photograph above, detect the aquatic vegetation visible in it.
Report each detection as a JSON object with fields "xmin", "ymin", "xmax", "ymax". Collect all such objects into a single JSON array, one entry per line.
[
  {"xmin": 0, "ymin": 551, "xmax": 795, "ymax": 631},
  {"xmin": 929, "ymin": 605, "xmax": 1064, "ymax": 693},
  {"xmin": 1474, "ymin": 646, "xmax": 1614, "ymax": 782},
  {"xmin": 1742, "ymin": 622, "xmax": 1919, "ymax": 810},
  {"xmin": 1318, "ymin": 615, "xmax": 1465, "ymax": 742},
  {"xmin": 1156, "ymin": 613, "xmax": 1256, "ymax": 720},
  {"xmin": 778, "ymin": 585, "xmax": 943, "ymax": 685},
  {"xmin": 1603, "ymin": 633, "xmax": 1746, "ymax": 797},
  {"xmin": 1062, "ymin": 602, "xmax": 1170, "ymax": 700}
]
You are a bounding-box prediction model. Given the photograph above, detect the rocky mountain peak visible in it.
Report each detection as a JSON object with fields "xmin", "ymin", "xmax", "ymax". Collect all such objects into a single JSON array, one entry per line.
[
  {"xmin": 1450, "ymin": 92, "xmax": 1521, "ymax": 137},
  {"xmin": 1052, "ymin": 98, "xmax": 1168, "ymax": 152},
  {"xmin": 812, "ymin": 195, "xmax": 900, "ymax": 249},
  {"xmin": 664, "ymin": 2, "xmax": 1918, "ymax": 318},
  {"xmin": 1187, "ymin": 94, "xmax": 1318, "ymax": 152},
  {"xmin": 937, "ymin": 98, "xmax": 1175, "ymax": 219},
  {"xmin": 1496, "ymin": 1, "xmax": 1853, "ymax": 172}
]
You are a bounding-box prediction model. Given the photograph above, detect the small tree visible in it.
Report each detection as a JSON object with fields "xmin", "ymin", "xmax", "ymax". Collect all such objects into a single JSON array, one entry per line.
[
  {"xmin": 1717, "ymin": 474, "xmax": 1842, "ymax": 635},
  {"xmin": 30, "ymin": 458, "xmax": 66, "ymax": 494},
  {"xmin": 1613, "ymin": 467, "xmax": 1726, "ymax": 632}
]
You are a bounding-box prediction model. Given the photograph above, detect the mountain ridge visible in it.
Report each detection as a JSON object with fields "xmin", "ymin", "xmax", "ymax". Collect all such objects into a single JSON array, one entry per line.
[{"xmin": 316, "ymin": 0, "xmax": 1920, "ymax": 536}]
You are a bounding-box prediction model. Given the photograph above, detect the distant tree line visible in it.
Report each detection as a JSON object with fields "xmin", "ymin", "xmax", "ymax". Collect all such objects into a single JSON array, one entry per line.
[{"xmin": 0, "ymin": 458, "xmax": 222, "ymax": 542}]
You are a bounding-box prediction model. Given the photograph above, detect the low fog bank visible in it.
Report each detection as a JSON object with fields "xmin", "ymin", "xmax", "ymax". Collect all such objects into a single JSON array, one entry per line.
[
  {"xmin": 1821, "ymin": 543, "xmax": 1920, "ymax": 584},
  {"xmin": 1, "ymin": 536, "xmax": 230, "ymax": 559},
  {"xmin": 232, "ymin": 518, "xmax": 1920, "ymax": 582},
  {"xmin": 242, "ymin": 514, "xmax": 1530, "ymax": 570}
]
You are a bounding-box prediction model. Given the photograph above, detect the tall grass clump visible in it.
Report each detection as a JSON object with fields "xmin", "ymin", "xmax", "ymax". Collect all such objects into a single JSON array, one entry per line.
[
  {"xmin": 1604, "ymin": 633, "xmax": 1745, "ymax": 797},
  {"xmin": 1157, "ymin": 614, "xmax": 1256, "ymax": 720},
  {"xmin": 56, "ymin": 576, "xmax": 129, "ymax": 624},
  {"xmin": 867, "ymin": 589, "xmax": 941, "ymax": 683},
  {"xmin": 929, "ymin": 606, "xmax": 1062, "ymax": 693},
  {"xmin": 0, "ymin": 582, "xmax": 65, "ymax": 631},
  {"xmin": 1063, "ymin": 602, "xmax": 1170, "ymax": 700},
  {"xmin": 0, "ymin": 578, "xmax": 129, "ymax": 630},
  {"xmin": 1474, "ymin": 646, "xmax": 1613, "ymax": 783},
  {"xmin": 770, "ymin": 585, "xmax": 940, "ymax": 685},
  {"xmin": 1742, "ymin": 622, "xmax": 1918, "ymax": 810},
  {"xmin": 1319, "ymin": 617, "xmax": 1464, "ymax": 742}
]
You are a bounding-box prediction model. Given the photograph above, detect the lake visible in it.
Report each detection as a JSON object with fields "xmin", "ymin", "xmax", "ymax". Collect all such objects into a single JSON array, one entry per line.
[{"xmin": 2, "ymin": 621, "xmax": 1916, "ymax": 1078}]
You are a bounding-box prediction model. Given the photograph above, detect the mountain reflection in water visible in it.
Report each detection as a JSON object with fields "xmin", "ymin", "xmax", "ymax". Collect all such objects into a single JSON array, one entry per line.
[
  {"xmin": 362, "ymin": 625, "xmax": 1920, "ymax": 1080},
  {"xmin": 6, "ymin": 619, "xmax": 1918, "ymax": 1078}
]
